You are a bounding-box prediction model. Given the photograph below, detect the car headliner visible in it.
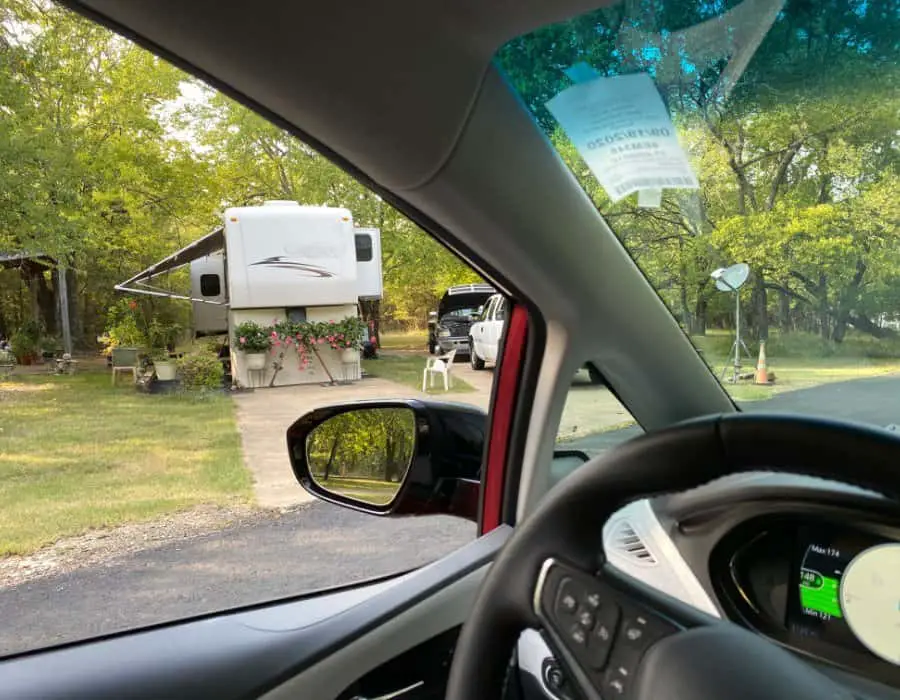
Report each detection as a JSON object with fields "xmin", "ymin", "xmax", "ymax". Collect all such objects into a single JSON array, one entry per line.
[{"xmin": 61, "ymin": 0, "xmax": 735, "ymax": 513}]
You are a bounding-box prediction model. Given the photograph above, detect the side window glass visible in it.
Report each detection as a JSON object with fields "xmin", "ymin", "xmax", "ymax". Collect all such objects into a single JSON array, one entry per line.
[
  {"xmin": 200, "ymin": 274, "xmax": 221, "ymax": 297},
  {"xmin": 482, "ymin": 297, "xmax": 497, "ymax": 321},
  {"xmin": 354, "ymin": 233, "xmax": 373, "ymax": 262},
  {"xmin": 495, "ymin": 298, "xmax": 507, "ymax": 322},
  {"xmin": 0, "ymin": 1, "xmax": 491, "ymax": 659},
  {"xmin": 552, "ymin": 364, "xmax": 643, "ymax": 488},
  {"xmin": 286, "ymin": 307, "xmax": 307, "ymax": 323}
]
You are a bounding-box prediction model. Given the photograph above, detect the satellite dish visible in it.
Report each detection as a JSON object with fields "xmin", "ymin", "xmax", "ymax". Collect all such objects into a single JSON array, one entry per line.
[{"xmin": 712, "ymin": 263, "xmax": 750, "ymax": 292}]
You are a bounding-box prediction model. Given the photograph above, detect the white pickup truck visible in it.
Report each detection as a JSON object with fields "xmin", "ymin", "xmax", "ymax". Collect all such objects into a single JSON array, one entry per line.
[
  {"xmin": 469, "ymin": 293, "xmax": 603, "ymax": 384},
  {"xmin": 468, "ymin": 293, "xmax": 507, "ymax": 369}
]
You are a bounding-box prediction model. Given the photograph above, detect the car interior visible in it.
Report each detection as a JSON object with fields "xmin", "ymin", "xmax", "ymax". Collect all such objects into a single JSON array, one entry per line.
[{"xmin": 2, "ymin": 0, "xmax": 898, "ymax": 699}]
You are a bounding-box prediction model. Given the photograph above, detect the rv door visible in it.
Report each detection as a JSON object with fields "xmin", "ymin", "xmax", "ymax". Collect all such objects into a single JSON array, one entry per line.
[
  {"xmin": 190, "ymin": 254, "xmax": 228, "ymax": 336},
  {"xmin": 354, "ymin": 228, "xmax": 382, "ymax": 300}
]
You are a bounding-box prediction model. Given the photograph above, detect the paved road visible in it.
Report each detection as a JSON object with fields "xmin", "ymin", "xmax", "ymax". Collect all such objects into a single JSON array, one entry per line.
[
  {"xmin": 569, "ymin": 374, "xmax": 900, "ymax": 456},
  {"xmin": 0, "ymin": 503, "xmax": 474, "ymax": 656},
  {"xmin": 3, "ymin": 374, "xmax": 899, "ymax": 657}
]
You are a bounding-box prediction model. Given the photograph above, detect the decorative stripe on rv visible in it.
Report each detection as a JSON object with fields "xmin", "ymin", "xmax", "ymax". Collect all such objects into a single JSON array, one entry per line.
[{"xmin": 249, "ymin": 257, "xmax": 336, "ymax": 277}]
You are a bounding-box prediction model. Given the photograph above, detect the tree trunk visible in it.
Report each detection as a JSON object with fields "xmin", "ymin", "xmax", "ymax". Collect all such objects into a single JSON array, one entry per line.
[
  {"xmin": 324, "ymin": 435, "xmax": 340, "ymax": 481},
  {"xmin": 66, "ymin": 267, "xmax": 82, "ymax": 347},
  {"xmin": 39, "ymin": 272, "xmax": 57, "ymax": 336},
  {"xmin": 779, "ymin": 290, "xmax": 791, "ymax": 332},
  {"xmin": 693, "ymin": 295, "xmax": 707, "ymax": 335},
  {"xmin": 849, "ymin": 313, "xmax": 898, "ymax": 339},
  {"xmin": 751, "ymin": 274, "xmax": 769, "ymax": 341}
]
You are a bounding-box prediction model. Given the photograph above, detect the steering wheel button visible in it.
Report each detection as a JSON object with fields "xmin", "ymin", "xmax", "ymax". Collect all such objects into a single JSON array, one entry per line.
[
  {"xmin": 554, "ymin": 578, "xmax": 581, "ymax": 617},
  {"xmin": 587, "ymin": 603, "xmax": 620, "ymax": 670},
  {"xmin": 585, "ymin": 592, "xmax": 601, "ymax": 609},
  {"xmin": 578, "ymin": 609, "xmax": 595, "ymax": 629},
  {"xmin": 569, "ymin": 623, "xmax": 587, "ymax": 646},
  {"xmin": 604, "ymin": 675, "xmax": 627, "ymax": 697}
]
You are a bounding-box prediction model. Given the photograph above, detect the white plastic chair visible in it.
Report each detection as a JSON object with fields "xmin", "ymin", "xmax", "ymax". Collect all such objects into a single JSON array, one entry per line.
[{"xmin": 423, "ymin": 349, "xmax": 456, "ymax": 391}]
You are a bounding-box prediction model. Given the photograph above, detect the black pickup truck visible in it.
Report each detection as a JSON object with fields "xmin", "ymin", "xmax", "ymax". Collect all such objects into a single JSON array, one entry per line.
[{"xmin": 427, "ymin": 283, "xmax": 496, "ymax": 355}]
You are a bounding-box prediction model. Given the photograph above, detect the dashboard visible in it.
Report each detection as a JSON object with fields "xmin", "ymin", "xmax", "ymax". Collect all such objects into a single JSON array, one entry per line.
[
  {"xmin": 517, "ymin": 471, "xmax": 900, "ymax": 699},
  {"xmin": 711, "ymin": 515, "xmax": 900, "ymax": 685}
]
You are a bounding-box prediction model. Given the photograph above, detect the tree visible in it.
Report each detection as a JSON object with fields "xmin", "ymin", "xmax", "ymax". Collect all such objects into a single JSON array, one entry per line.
[{"xmin": 496, "ymin": 0, "xmax": 900, "ymax": 342}]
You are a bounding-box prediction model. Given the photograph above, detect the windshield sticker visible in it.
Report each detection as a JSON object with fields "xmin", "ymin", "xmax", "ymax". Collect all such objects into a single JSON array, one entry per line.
[
  {"xmin": 637, "ymin": 188, "xmax": 663, "ymax": 208},
  {"xmin": 545, "ymin": 72, "xmax": 699, "ymax": 203}
]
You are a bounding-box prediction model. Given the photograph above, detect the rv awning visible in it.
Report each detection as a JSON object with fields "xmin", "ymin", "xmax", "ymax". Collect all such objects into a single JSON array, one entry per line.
[{"xmin": 115, "ymin": 227, "xmax": 224, "ymax": 303}]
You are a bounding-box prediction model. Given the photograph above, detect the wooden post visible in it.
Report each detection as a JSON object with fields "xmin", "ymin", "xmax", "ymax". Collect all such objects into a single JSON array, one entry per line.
[{"xmin": 58, "ymin": 265, "xmax": 72, "ymax": 355}]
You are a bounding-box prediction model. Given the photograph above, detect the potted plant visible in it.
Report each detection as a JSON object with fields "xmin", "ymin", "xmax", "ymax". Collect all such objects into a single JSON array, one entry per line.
[
  {"xmin": 11, "ymin": 320, "xmax": 43, "ymax": 365},
  {"xmin": 234, "ymin": 321, "xmax": 272, "ymax": 370},
  {"xmin": 145, "ymin": 318, "xmax": 182, "ymax": 381},
  {"xmin": 149, "ymin": 347, "xmax": 178, "ymax": 381},
  {"xmin": 331, "ymin": 317, "xmax": 366, "ymax": 363}
]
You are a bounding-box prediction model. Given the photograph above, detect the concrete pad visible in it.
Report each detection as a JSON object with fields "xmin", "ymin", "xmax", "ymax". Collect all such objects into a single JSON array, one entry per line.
[
  {"xmin": 232, "ymin": 376, "xmax": 485, "ymax": 508},
  {"xmin": 233, "ymin": 359, "xmax": 633, "ymax": 509}
]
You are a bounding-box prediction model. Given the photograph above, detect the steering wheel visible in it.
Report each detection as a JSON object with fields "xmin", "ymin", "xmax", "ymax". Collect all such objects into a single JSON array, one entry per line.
[{"xmin": 446, "ymin": 413, "xmax": 899, "ymax": 700}]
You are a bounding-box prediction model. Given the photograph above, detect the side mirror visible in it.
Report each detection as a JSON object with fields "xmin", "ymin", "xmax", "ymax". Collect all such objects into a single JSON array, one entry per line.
[{"xmin": 286, "ymin": 399, "xmax": 485, "ymax": 521}]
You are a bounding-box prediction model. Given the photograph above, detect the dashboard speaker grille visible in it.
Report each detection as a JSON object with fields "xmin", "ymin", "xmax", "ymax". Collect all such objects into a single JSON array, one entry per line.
[{"xmin": 609, "ymin": 519, "xmax": 657, "ymax": 566}]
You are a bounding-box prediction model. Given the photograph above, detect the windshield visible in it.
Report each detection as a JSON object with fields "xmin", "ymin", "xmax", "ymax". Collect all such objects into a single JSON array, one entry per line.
[
  {"xmin": 442, "ymin": 308, "xmax": 481, "ymax": 318},
  {"xmin": 497, "ymin": 0, "xmax": 900, "ymax": 427}
]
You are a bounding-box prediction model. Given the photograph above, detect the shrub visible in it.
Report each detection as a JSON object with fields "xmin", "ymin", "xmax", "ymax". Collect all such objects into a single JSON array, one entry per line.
[
  {"xmin": 178, "ymin": 352, "xmax": 225, "ymax": 390},
  {"xmin": 11, "ymin": 320, "xmax": 43, "ymax": 362}
]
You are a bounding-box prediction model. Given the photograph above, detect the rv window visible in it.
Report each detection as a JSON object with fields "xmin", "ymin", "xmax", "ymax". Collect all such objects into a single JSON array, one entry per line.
[
  {"xmin": 354, "ymin": 233, "xmax": 373, "ymax": 262},
  {"xmin": 287, "ymin": 307, "xmax": 307, "ymax": 322},
  {"xmin": 200, "ymin": 274, "xmax": 221, "ymax": 297}
]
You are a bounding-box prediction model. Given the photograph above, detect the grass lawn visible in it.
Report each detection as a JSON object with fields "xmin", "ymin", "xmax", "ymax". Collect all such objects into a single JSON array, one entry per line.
[
  {"xmin": 363, "ymin": 354, "xmax": 476, "ymax": 393},
  {"xmin": 692, "ymin": 331, "xmax": 900, "ymax": 402},
  {"xmin": 0, "ymin": 371, "xmax": 252, "ymax": 556},
  {"xmin": 319, "ymin": 476, "xmax": 400, "ymax": 505},
  {"xmin": 378, "ymin": 329, "xmax": 428, "ymax": 351}
]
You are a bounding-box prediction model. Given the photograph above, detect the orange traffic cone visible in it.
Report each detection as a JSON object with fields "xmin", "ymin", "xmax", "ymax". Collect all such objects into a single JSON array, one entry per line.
[{"xmin": 755, "ymin": 341, "xmax": 769, "ymax": 385}]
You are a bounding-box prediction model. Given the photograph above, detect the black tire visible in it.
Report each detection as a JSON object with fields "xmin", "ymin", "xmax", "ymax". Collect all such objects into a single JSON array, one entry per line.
[{"xmin": 470, "ymin": 339, "xmax": 485, "ymax": 370}]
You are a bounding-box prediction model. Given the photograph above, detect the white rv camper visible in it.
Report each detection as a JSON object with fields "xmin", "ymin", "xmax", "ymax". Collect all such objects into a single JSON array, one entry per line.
[{"xmin": 117, "ymin": 201, "xmax": 382, "ymax": 388}]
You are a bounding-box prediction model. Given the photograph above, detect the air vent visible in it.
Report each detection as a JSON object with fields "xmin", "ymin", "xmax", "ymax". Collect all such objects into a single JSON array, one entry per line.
[{"xmin": 608, "ymin": 519, "xmax": 657, "ymax": 566}]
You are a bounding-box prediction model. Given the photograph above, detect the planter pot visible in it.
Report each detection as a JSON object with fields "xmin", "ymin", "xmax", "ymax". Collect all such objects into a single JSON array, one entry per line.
[
  {"xmin": 341, "ymin": 348, "xmax": 359, "ymax": 364},
  {"xmin": 244, "ymin": 353, "xmax": 268, "ymax": 371},
  {"xmin": 154, "ymin": 360, "xmax": 177, "ymax": 381}
]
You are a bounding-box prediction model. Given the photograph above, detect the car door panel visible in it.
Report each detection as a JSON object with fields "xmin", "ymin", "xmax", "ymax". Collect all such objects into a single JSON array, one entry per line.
[
  {"xmin": 473, "ymin": 297, "xmax": 495, "ymax": 358},
  {"xmin": 0, "ymin": 526, "xmax": 510, "ymax": 700}
]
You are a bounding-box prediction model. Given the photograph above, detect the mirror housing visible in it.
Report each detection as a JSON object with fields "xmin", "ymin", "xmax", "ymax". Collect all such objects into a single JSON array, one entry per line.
[{"xmin": 286, "ymin": 399, "xmax": 485, "ymax": 521}]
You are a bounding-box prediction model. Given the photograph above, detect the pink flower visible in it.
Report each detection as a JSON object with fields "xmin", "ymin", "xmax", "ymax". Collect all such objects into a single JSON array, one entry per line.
[
  {"xmin": 239, "ymin": 336, "xmax": 246, "ymax": 344},
  {"xmin": 274, "ymin": 339, "xmax": 281, "ymax": 347}
]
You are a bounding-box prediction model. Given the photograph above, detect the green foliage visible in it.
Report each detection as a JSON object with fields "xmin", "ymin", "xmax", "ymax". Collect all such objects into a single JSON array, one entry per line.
[
  {"xmin": 307, "ymin": 408, "xmax": 417, "ymax": 492},
  {"xmin": 10, "ymin": 322, "xmax": 41, "ymax": 361},
  {"xmin": 497, "ymin": 0, "xmax": 900, "ymax": 343},
  {"xmin": 178, "ymin": 351, "xmax": 225, "ymax": 390},
  {"xmin": 233, "ymin": 321, "xmax": 271, "ymax": 353}
]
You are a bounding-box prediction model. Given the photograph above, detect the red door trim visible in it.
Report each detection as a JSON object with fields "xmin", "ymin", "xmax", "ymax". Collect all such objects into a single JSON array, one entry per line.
[{"xmin": 480, "ymin": 304, "xmax": 528, "ymax": 533}]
